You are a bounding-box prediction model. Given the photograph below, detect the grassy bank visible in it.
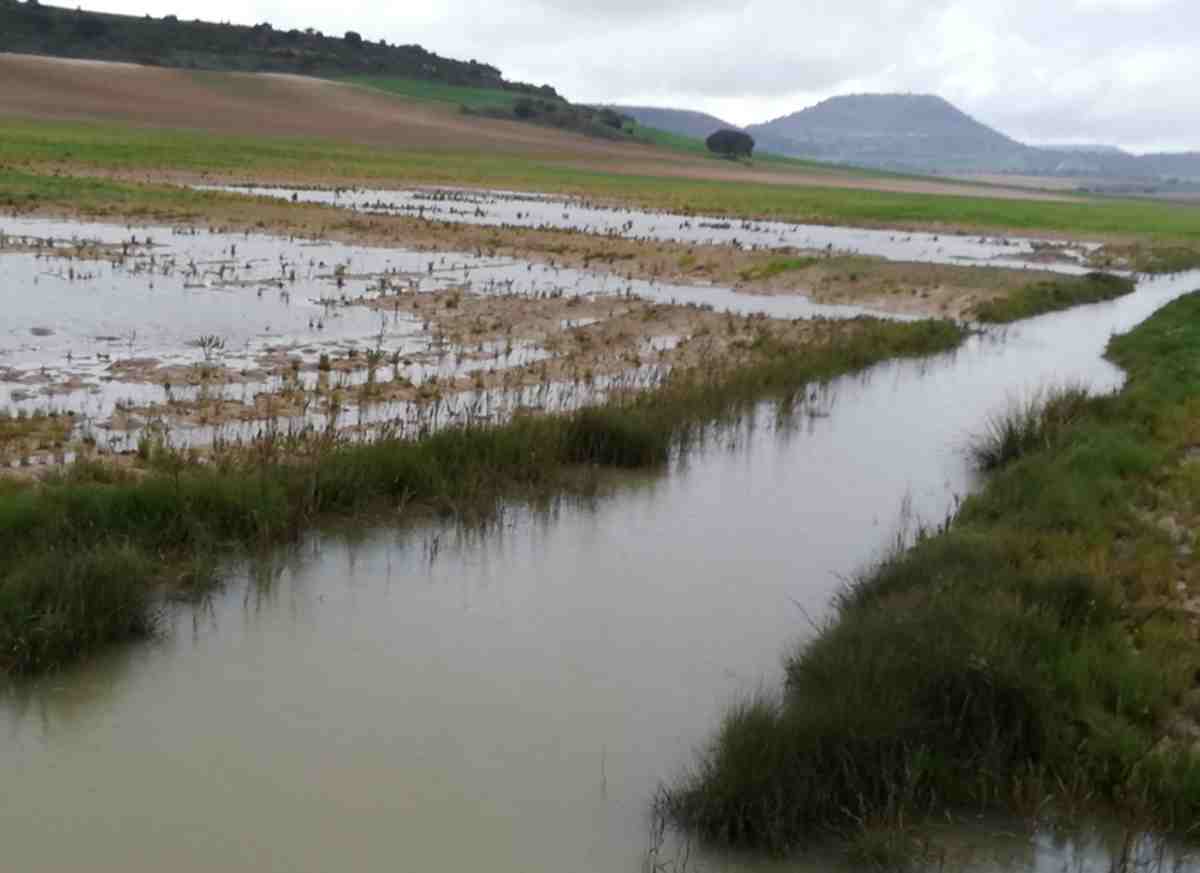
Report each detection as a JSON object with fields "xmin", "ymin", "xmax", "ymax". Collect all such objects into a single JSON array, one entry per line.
[
  {"xmin": 0, "ymin": 317, "xmax": 962, "ymax": 675},
  {"xmin": 3, "ymin": 119, "xmax": 1200, "ymax": 243},
  {"xmin": 971, "ymin": 272, "xmax": 1137, "ymax": 323},
  {"xmin": 663, "ymin": 292, "xmax": 1200, "ymax": 856}
]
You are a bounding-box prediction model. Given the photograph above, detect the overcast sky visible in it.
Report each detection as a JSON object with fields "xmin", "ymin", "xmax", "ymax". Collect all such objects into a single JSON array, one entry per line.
[{"xmin": 83, "ymin": 0, "xmax": 1197, "ymax": 153}]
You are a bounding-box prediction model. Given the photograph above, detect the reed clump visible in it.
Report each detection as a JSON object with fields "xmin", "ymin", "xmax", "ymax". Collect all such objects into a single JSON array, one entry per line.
[{"xmin": 967, "ymin": 384, "xmax": 1091, "ymax": 471}]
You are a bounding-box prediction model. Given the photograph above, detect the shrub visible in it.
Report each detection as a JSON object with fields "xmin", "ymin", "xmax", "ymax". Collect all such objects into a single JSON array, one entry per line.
[{"xmin": 706, "ymin": 129, "xmax": 755, "ymax": 159}]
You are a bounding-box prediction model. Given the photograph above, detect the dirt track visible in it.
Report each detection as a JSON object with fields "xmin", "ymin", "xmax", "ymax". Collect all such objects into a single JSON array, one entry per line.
[{"xmin": 0, "ymin": 53, "xmax": 1075, "ymax": 203}]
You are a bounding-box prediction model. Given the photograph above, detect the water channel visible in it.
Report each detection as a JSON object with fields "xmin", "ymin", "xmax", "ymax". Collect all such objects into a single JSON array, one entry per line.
[{"xmin": 1, "ymin": 202, "xmax": 1197, "ymax": 871}]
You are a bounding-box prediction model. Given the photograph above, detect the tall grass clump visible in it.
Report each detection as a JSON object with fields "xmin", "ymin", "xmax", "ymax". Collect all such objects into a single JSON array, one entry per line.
[
  {"xmin": 967, "ymin": 384, "xmax": 1091, "ymax": 471},
  {"xmin": 0, "ymin": 544, "xmax": 157, "ymax": 674},
  {"xmin": 0, "ymin": 316, "xmax": 965, "ymax": 675},
  {"xmin": 562, "ymin": 407, "xmax": 669, "ymax": 467},
  {"xmin": 664, "ymin": 291, "xmax": 1200, "ymax": 855}
]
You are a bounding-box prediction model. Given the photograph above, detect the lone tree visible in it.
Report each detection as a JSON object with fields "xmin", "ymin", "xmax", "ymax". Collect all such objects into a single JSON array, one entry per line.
[{"xmin": 706, "ymin": 129, "xmax": 755, "ymax": 159}]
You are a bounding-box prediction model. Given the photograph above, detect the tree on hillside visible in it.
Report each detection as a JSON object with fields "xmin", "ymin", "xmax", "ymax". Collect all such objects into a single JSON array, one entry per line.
[
  {"xmin": 344, "ymin": 30, "xmax": 362, "ymax": 47},
  {"xmin": 706, "ymin": 129, "xmax": 755, "ymax": 159},
  {"xmin": 513, "ymin": 97, "xmax": 537, "ymax": 119}
]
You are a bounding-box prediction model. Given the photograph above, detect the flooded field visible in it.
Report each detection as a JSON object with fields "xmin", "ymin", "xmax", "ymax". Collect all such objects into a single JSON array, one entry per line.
[
  {"xmin": 3, "ymin": 235, "xmax": 1198, "ymax": 873},
  {"xmin": 0, "ymin": 215, "xmax": 897, "ymax": 467},
  {"xmin": 217, "ymin": 184, "xmax": 1103, "ymax": 274}
]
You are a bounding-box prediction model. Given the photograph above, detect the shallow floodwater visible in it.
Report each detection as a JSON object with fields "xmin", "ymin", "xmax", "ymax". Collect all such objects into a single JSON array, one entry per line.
[
  {"xmin": 0, "ymin": 214, "xmax": 910, "ymax": 459},
  {"xmin": 3, "ymin": 267, "xmax": 1198, "ymax": 871},
  {"xmin": 220, "ymin": 184, "xmax": 1101, "ymax": 274}
]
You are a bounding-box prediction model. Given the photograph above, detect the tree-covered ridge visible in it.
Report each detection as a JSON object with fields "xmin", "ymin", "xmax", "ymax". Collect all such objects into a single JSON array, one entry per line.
[{"xmin": 0, "ymin": 0, "xmax": 558, "ymax": 97}]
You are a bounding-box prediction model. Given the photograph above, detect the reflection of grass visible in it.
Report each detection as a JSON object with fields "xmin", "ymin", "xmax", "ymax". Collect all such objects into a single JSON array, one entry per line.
[
  {"xmin": 664, "ymin": 291, "xmax": 1200, "ymax": 856},
  {"xmin": 0, "ymin": 316, "xmax": 963, "ymax": 674},
  {"xmin": 3, "ymin": 118, "xmax": 1200, "ymax": 241},
  {"xmin": 971, "ymin": 272, "xmax": 1136, "ymax": 323}
]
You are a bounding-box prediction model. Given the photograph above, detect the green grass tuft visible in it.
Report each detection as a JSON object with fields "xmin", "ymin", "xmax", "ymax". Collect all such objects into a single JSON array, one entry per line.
[
  {"xmin": 971, "ymin": 272, "xmax": 1136, "ymax": 323},
  {"xmin": 0, "ymin": 544, "xmax": 158, "ymax": 673},
  {"xmin": 967, "ymin": 385, "xmax": 1092, "ymax": 470},
  {"xmin": 738, "ymin": 257, "xmax": 823, "ymax": 282}
]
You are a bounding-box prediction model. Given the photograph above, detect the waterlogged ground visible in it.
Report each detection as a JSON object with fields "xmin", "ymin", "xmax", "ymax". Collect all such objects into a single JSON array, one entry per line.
[
  {"xmin": 4, "ymin": 267, "xmax": 1200, "ymax": 871},
  {"xmin": 1, "ymin": 187, "xmax": 1128, "ymax": 470},
  {"xmin": 0, "ymin": 214, "xmax": 897, "ymax": 469},
  {"xmin": 218, "ymin": 184, "xmax": 1103, "ymax": 274}
]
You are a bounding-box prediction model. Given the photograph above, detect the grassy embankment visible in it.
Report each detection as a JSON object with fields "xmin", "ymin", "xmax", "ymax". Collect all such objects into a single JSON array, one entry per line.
[
  {"xmin": 4, "ymin": 119, "xmax": 1200, "ymax": 253},
  {"xmin": 663, "ymin": 292, "xmax": 1200, "ymax": 859},
  {"xmin": 0, "ymin": 317, "xmax": 962, "ymax": 675},
  {"xmin": 970, "ymin": 272, "xmax": 1137, "ymax": 323}
]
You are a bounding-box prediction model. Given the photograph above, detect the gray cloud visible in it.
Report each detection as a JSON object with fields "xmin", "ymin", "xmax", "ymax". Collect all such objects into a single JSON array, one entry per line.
[{"xmin": 85, "ymin": 0, "xmax": 1200, "ymax": 152}]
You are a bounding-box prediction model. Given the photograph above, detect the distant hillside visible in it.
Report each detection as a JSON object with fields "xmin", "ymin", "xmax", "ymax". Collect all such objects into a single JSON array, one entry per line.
[
  {"xmin": 1040, "ymin": 144, "xmax": 1130, "ymax": 156},
  {"xmin": 724, "ymin": 92, "xmax": 1200, "ymax": 183},
  {"xmin": 608, "ymin": 105, "xmax": 822, "ymax": 157},
  {"xmin": 0, "ymin": 2, "xmax": 658, "ymax": 141},
  {"xmin": 746, "ymin": 93, "xmax": 1029, "ymax": 173},
  {"xmin": 0, "ymin": 1, "xmax": 556, "ymax": 96},
  {"xmin": 611, "ymin": 106, "xmax": 740, "ymax": 141}
]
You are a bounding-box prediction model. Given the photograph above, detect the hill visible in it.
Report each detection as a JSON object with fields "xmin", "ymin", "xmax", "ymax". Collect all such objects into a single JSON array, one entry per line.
[
  {"xmin": 1040, "ymin": 144, "xmax": 1130, "ymax": 156},
  {"xmin": 731, "ymin": 93, "xmax": 1200, "ymax": 184},
  {"xmin": 611, "ymin": 106, "xmax": 740, "ymax": 141},
  {"xmin": 0, "ymin": 1, "xmax": 547, "ymax": 91},
  {"xmin": 746, "ymin": 93, "xmax": 1030, "ymax": 173},
  {"xmin": 0, "ymin": 2, "xmax": 655, "ymax": 140},
  {"xmin": 0, "ymin": 53, "xmax": 1080, "ymax": 206}
]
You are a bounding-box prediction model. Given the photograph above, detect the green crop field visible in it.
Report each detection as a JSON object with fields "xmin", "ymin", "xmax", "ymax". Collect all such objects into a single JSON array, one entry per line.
[{"xmin": 2, "ymin": 117, "xmax": 1198, "ymax": 244}]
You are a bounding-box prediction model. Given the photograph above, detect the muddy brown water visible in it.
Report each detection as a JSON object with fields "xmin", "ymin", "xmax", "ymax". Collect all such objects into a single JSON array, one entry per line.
[{"xmin": 1, "ymin": 215, "xmax": 1197, "ymax": 870}]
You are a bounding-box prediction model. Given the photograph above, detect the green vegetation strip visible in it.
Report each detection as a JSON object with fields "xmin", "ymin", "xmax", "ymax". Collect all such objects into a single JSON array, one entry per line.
[
  {"xmin": 971, "ymin": 271, "xmax": 1137, "ymax": 323},
  {"xmin": 737, "ymin": 257, "xmax": 823, "ymax": 282},
  {"xmin": 663, "ymin": 291, "xmax": 1200, "ymax": 855},
  {"xmin": 346, "ymin": 76, "xmax": 525, "ymax": 110},
  {"xmin": 3, "ymin": 119, "xmax": 1200, "ymax": 243},
  {"xmin": 0, "ymin": 317, "xmax": 961, "ymax": 675}
]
